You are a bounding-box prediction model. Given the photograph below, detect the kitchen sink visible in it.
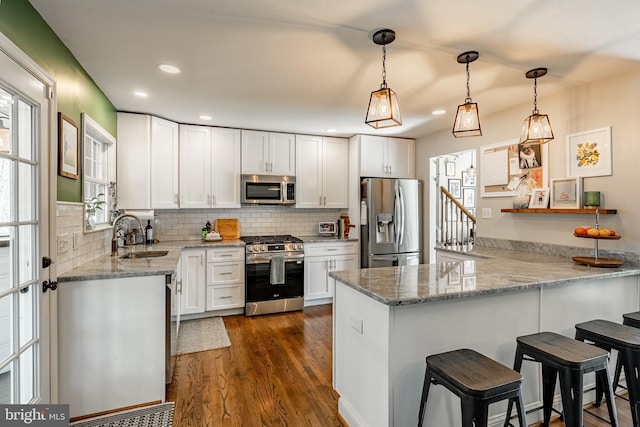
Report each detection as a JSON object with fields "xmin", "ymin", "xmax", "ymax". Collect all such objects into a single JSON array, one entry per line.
[{"xmin": 119, "ymin": 250, "xmax": 169, "ymax": 259}]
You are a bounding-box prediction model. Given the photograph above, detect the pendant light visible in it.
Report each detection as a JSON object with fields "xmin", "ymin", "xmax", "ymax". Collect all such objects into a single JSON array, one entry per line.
[
  {"xmin": 519, "ymin": 67, "xmax": 554, "ymax": 146},
  {"xmin": 365, "ymin": 29, "xmax": 402, "ymax": 129},
  {"xmin": 452, "ymin": 51, "xmax": 481, "ymax": 138}
]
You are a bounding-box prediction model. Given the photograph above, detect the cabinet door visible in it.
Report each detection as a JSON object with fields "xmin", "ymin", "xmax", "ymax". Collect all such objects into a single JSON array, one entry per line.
[
  {"xmin": 180, "ymin": 250, "xmax": 206, "ymax": 314},
  {"xmin": 117, "ymin": 113, "xmax": 151, "ymax": 209},
  {"xmin": 211, "ymin": 127, "xmax": 241, "ymax": 208},
  {"xmin": 241, "ymin": 130, "xmax": 269, "ymax": 174},
  {"xmin": 295, "ymin": 134, "xmax": 323, "ymax": 208},
  {"xmin": 269, "ymin": 132, "xmax": 296, "ymax": 176},
  {"xmin": 360, "ymin": 135, "xmax": 387, "ymax": 177},
  {"xmin": 322, "ymin": 137, "xmax": 348, "ymax": 208},
  {"xmin": 151, "ymin": 117, "xmax": 179, "ymax": 208},
  {"xmin": 304, "ymin": 256, "xmax": 331, "ymax": 301},
  {"xmin": 179, "ymin": 125, "xmax": 212, "ymax": 208},
  {"xmin": 386, "ymin": 137, "xmax": 415, "ymax": 178}
]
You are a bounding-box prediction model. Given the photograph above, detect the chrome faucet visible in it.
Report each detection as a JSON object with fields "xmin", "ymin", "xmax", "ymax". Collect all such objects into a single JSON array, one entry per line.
[{"xmin": 111, "ymin": 213, "xmax": 145, "ymax": 255}]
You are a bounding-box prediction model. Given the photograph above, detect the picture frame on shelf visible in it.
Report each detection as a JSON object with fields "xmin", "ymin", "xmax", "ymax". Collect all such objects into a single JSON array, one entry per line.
[
  {"xmin": 566, "ymin": 126, "xmax": 612, "ymax": 178},
  {"xmin": 462, "ymin": 188, "xmax": 475, "ymax": 208},
  {"xmin": 462, "ymin": 170, "xmax": 476, "ymax": 186},
  {"xmin": 446, "ymin": 161, "xmax": 456, "ymax": 177},
  {"xmin": 528, "ymin": 187, "xmax": 550, "ymax": 209},
  {"xmin": 550, "ymin": 177, "xmax": 582, "ymax": 209},
  {"xmin": 58, "ymin": 112, "xmax": 79, "ymax": 179},
  {"xmin": 448, "ymin": 178, "xmax": 461, "ymax": 198}
]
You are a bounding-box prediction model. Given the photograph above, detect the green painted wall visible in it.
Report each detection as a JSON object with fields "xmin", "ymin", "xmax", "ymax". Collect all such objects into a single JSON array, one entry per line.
[{"xmin": 0, "ymin": 0, "xmax": 117, "ymax": 202}]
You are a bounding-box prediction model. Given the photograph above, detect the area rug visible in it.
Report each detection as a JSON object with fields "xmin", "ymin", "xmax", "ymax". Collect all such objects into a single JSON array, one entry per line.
[
  {"xmin": 174, "ymin": 316, "xmax": 231, "ymax": 355},
  {"xmin": 69, "ymin": 402, "xmax": 174, "ymax": 426}
]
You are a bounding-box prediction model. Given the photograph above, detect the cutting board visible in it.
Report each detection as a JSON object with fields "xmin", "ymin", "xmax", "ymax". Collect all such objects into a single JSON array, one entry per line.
[{"xmin": 214, "ymin": 218, "xmax": 240, "ymax": 239}]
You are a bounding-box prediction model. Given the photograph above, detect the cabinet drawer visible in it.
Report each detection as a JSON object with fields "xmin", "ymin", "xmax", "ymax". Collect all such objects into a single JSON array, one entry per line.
[
  {"xmin": 207, "ymin": 262, "xmax": 243, "ymax": 285},
  {"xmin": 305, "ymin": 242, "xmax": 358, "ymax": 257},
  {"xmin": 207, "ymin": 247, "xmax": 244, "ymax": 262},
  {"xmin": 206, "ymin": 284, "xmax": 243, "ymax": 310}
]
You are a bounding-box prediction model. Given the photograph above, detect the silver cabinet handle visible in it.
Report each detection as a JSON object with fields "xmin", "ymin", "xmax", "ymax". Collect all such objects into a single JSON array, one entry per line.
[
  {"xmin": 220, "ymin": 296, "xmax": 233, "ymax": 299},
  {"xmin": 174, "ymin": 193, "xmax": 179, "ymax": 204},
  {"xmin": 220, "ymin": 272, "xmax": 232, "ymax": 276}
]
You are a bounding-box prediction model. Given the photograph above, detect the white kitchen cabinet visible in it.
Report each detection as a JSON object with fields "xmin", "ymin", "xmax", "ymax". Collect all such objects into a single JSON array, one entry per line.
[
  {"xmin": 304, "ymin": 241, "xmax": 358, "ymax": 305},
  {"xmin": 117, "ymin": 113, "xmax": 180, "ymax": 209},
  {"xmin": 117, "ymin": 113, "xmax": 152, "ymax": 209},
  {"xmin": 360, "ymin": 135, "xmax": 415, "ymax": 178},
  {"xmin": 206, "ymin": 247, "xmax": 245, "ymax": 312},
  {"xmin": 151, "ymin": 116, "xmax": 179, "ymax": 208},
  {"xmin": 179, "ymin": 249, "xmax": 206, "ymax": 315},
  {"xmin": 295, "ymin": 135, "xmax": 348, "ymax": 208},
  {"xmin": 242, "ymin": 130, "xmax": 295, "ymax": 176},
  {"xmin": 179, "ymin": 124, "xmax": 241, "ymax": 208},
  {"xmin": 58, "ymin": 275, "xmax": 166, "ymax": 418}
]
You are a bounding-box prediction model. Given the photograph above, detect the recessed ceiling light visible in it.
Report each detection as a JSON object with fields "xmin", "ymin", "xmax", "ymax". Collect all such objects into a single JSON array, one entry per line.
[
  {"xmin": 199, "ymin": 115, "xmax": 212, "ymax": 121},
  {"xmin": 325, "ymin": 128, "xmax": 337, "ymax": 133},
  {"xmin": 158, "ymin": 64, "xmax": 181, "ymax": 74},
  {"xmin": 134, "ymin": 91, "xmax": 148, "ymax": 98},
  {"xmin": 432, "ymin": 109, "xmax": 446, "ymax": 116}
]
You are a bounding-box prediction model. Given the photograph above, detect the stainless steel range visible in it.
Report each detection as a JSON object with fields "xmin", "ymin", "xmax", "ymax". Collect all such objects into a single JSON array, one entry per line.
[{"xmin": 240, "ymin": 235, "xmax": 304, "ymax": 316}]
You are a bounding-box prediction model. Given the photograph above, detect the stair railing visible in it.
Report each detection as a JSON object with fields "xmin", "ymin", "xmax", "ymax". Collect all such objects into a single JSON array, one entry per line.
[{"xmin": 438, "ymin": 186, "xmax": 476, "ymax": 247}]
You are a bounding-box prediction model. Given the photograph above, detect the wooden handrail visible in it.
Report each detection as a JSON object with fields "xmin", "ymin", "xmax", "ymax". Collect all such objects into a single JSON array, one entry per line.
[{"xmin": 440, "ymin": 186, "xmax": 477, "ymax": 224}]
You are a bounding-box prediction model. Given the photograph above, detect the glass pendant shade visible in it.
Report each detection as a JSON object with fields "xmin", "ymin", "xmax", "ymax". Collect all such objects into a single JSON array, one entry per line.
[
  {"xmin": 452, "ymin": 51, "xmax": 481, "ymax": 138},
  {"xmin": 519, "ymin": 112, "xmax": 553, "ymax": 146},
  {"xmin": 365, "ymin": 28, "xmax": 401, "ymax": 129},
  {"xmin": 365, "ymin": 87, "xmax": 401, "ymax": 129},
  {"xmin": 453, "ymin": 100, "xmax": 481, "ymax": 137},
  {"xmin": 519, "ymin": 67, "xmax": 553, "ymax": 146}
]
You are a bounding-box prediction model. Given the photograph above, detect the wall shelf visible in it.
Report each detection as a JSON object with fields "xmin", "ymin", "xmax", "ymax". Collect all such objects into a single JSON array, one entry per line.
[{"xmin": 500, "ymin": 208, "xmax": 617, "ymax": 214}]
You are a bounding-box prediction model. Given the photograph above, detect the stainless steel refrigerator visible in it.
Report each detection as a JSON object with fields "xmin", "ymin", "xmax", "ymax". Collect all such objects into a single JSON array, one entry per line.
[{"xmin": 360, "ymin": 178, "xmax": 422, "ymax": 268}]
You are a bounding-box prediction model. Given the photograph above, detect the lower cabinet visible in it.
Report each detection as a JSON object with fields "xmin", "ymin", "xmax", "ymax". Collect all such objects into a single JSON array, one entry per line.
[
  {"xmin": 58, "ymin": 275, "xmax": 166, "ymax": 418},
  {"xmin": 176, "ymin": 246, "xmax": 245, "ymax": 316},
  {"xmin": 179, "ymin": 249, "xmax": 206, "ymax": 315},
  {"xmin": 304, "ymin": 241, "xmax": 358, "ymax": 306},
  {"xmin": 206, "ymin": 247, "xmax": 245, "ymax": 311}
]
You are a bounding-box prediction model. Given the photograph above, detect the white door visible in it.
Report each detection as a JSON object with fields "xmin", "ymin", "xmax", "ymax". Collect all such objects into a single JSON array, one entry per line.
[{"xmin": 0, "ymin": 38, "xmax": 53, "ymax": 404}]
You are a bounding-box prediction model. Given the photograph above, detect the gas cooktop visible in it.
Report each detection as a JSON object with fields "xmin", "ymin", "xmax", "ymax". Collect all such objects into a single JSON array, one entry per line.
[
  {"xmin": 240, "ymin": 235, "xmax": 304, "ymax": 254},
  {"xmin": 240, "ymin": 235, "xmax": 303, "ymax": 244}
]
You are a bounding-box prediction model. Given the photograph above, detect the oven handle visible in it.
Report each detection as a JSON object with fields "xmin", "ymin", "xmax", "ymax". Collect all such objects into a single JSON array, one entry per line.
[{"xmin": 246, "ymin": 254, "xmax": 305, "ymax": 264}]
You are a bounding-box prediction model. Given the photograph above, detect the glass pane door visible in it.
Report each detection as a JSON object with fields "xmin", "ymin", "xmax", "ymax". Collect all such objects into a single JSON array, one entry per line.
[{"xmin": 0, "ymin": 44, "xmax": 50, "ymax": 405}]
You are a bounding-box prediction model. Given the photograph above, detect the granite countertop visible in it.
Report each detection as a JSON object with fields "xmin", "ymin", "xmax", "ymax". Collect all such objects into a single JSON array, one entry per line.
[
  {"xmin": 58, "ymin": 239, "xmax": 245, "ymax": 282},
  {"xmin": 329, "ymin": 256, "xmax": 640, "ymax": 307}
]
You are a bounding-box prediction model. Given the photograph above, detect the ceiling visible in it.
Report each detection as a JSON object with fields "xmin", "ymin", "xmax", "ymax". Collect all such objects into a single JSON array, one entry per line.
[{"xmin": 29, "ymin": 0, "xmax": 640, "ymax": 139}]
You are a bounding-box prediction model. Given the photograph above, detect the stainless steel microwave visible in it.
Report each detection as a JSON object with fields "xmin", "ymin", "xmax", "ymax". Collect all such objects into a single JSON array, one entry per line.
[{"xmin": 241, "ymin": 175, "xmax": 296, "ymax": 205}]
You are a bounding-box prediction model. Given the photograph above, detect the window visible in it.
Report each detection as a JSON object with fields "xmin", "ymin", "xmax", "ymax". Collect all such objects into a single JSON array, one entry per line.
[{"xmin": 82, "ymin": 113, "xmax": 115, "ymax": 230}]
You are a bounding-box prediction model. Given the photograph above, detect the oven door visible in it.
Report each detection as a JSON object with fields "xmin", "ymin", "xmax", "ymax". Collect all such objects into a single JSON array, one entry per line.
[{"xmin": 245, "ymin": 256, "xmax": 304, "ymax": 302}]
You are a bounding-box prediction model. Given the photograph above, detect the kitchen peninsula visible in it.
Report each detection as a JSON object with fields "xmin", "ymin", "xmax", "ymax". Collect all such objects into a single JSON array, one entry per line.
[{"xmin": 330, "ymin": 253, "xmax": 640, "ymax": 427}]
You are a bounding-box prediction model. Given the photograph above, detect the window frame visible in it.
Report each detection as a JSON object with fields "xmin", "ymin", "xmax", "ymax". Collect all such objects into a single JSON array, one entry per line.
[{"xmin": 81, "ymin": 113, "xmax": 115, "ymax": 232}]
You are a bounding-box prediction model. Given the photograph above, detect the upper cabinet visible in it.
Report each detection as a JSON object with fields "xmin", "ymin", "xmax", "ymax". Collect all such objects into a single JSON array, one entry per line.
[
  {"xmin": 180, "ymin": 125, "xmax": 241, "ymax": 209},
  {"xmin": 241, "ymin": 130, "xmax": 295, "ymax": 176},
  {"xmin": 360, "ymin": 135, "xmax": 415, "ymax": 178},
  {"xmin": 295, "ymin": 135, "xmax": 348, "ymax": 208},
  {"xmin": 117, "ymin": 113, "xmax": 180, "ymax": 210},
  {"xmin": 151, "ymin": 117, "xmax": 179, "ymax": 209}
]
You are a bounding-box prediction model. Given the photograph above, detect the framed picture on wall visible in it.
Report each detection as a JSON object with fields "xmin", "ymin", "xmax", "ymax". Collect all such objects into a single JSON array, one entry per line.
[
  {"xmin": 528, "ymin": 187, "xmax": 550, "ymax": 209},
  {"xmin": 446, "ymin": 161, "xmax": 456, "ymax": 176},
  {"xmin": 462, "ymin": 171, "xmax": 476, "ymax": 186},
  {"xmin": 58, "ymin": 112, "xmax": 79, "ymax": 179},
  {"xmin": 463, "ymin": 188, "xmax": 475, "ymax": 208},
  {"xmin": 566, "ymin": 127, "xmax": 612, "ymax": 178},
  {"xmin": 448, "ymin": 179, "xmax": 461, "ymax": 198}
]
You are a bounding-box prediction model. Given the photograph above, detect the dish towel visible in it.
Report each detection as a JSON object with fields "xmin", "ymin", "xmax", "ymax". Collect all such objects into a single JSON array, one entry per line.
[{"xmin": 270, "ymin": 256, "xmax": 285, "ymax": 285}]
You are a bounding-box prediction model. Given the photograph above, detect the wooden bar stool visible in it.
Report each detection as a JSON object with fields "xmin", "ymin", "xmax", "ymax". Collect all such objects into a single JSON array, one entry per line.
[
  {"xmin": 576, "ymin": 319, "xmax": 640, "ymax": 427},
  {"xmin": 418, "ymin": 348, "xmax": 527, "ymax": 427},
  {"xmin": 613, "ymin": 312, "xmax": 640, "ymax": 391},
  {"xmin": 504, "ymin": 331, "xmax": 618, "ymax": 427}
]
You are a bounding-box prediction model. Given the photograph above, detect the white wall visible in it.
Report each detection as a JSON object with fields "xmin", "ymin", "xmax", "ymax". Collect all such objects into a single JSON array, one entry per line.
[{"xmin": 417, "ymin": 67, "xmax": 640, "ymax": 255}]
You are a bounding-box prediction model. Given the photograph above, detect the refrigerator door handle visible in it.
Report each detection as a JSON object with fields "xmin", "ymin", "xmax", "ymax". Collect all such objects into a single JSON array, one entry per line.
[{"xmin": 398, "ymin": 186, "xmax": 405, "ymax": 245}]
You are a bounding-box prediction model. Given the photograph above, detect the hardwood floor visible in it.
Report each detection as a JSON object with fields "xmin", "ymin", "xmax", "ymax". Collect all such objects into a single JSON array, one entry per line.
[
  {"xmin": 167, "ymin": 304, "xmax": 634, "ymax": 426},
  {"xmin": 166, "ymin": 304, "xmax": 342, "ymax": 426}
]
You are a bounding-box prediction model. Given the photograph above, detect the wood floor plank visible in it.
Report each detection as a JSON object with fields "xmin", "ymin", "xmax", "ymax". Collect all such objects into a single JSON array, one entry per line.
[{"xmin": 167, "ymin": 305, "xmax": 341, "ymax": 427}]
